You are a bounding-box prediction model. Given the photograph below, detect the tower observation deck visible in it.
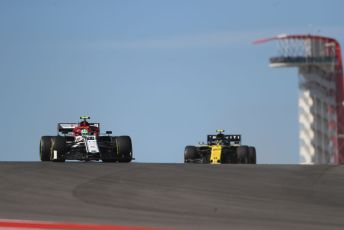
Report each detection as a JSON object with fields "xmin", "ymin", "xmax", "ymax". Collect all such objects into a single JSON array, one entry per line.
[{"xmin": 255, "ymin": 34, "xmax": 344, "ymax": 164}]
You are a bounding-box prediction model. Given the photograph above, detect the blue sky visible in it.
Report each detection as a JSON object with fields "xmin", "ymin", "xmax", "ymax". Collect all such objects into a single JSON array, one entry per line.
[{"xmin": 1, "ymin": 0, "xmax": 344, "ymax": 163}]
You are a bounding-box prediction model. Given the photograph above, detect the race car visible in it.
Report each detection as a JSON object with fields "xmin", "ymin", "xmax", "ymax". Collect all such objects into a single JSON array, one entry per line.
[
  {"xmin": 39, "ymin": 116, "xmax": 133, "ymax": 162},
  {"xmin": 184, "ymin": 130, "xmax": 256, "ymax": 164}
]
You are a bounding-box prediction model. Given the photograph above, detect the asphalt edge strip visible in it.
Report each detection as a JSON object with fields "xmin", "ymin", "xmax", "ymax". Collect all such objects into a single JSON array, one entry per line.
[{"xmin": 0, "ymin": 219, "xmax": 163, "ymax": 230}]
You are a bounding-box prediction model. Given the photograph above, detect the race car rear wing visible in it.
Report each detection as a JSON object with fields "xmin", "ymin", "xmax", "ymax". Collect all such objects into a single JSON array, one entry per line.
[
  {"xmin": 57, "ymin": 123, "xmax": 100, "ymax": 134},
  {"xmin": 207, "ymin": 134, "xmax": 241, "ymax": 144}
]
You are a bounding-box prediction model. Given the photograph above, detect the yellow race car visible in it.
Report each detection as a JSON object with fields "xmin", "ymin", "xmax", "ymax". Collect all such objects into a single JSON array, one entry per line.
[{"xmin": 184, "ymin": 130, "xmax": 256, "ymax": 164}]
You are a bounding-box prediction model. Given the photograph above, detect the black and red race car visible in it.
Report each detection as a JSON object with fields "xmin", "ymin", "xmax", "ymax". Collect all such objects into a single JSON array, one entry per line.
[{"xmin": 39, "ymin": 116, "xmax": 133, "ymax": 162}]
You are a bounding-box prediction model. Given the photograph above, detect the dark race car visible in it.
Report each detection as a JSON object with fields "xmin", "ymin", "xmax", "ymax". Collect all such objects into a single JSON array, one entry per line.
[
  {"xmin": 184, "ymin": 129, "xmax": 256, "ymax": 164},
  {"xmin": 40, "ymin": 116, "xmax": 133, "ymax": 162}
]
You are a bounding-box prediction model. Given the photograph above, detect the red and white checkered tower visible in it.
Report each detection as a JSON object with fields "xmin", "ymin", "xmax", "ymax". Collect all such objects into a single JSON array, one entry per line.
[{"xmin": 255, "ymin": 34, "xmax": 344, "ymax": 164}]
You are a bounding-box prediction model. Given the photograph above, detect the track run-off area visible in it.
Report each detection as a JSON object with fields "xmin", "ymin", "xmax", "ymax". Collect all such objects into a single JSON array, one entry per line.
[{"xmin": 0, "ymin": 162, "xmax": 343, "ymax": 230}]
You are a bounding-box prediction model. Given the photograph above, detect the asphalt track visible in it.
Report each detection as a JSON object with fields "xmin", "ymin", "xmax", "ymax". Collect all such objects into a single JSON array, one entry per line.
[{"xmin": 0, "ymin": 163, "xmax": 344, "ymax": 230}]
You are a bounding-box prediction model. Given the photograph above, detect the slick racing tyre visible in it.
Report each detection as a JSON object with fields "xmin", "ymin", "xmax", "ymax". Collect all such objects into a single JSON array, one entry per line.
[
  {"xmin": 117, "ymin": 136, "xmax": 133, "ymax": 163},
  {"xmin": 40, "ymin": 136, "xmax": 52, "ymax": 161},
  {"xmin": 236, "ymin": 145, "xmax": 249, "ymax": 164},
  {"xmin": 50, "ymin": 136, "xmax": 66, "ymax": 162},
  {"xmin": 184, "ymin": 146, "xmax": 198, "ymax": 163},
  {"xmin": 101, "ymin": 136, "xmax": 117, "ymax": 162},
  {"xmin": 221, "ymin": 148, "xmax": 235, "ymax": 164},
  {"xmin": 248, "ymin": 146, "xmax": 257, "ymax": 164}
]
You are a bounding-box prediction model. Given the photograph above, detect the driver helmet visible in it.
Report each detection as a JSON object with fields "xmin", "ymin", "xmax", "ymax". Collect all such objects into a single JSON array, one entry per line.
[
  {"xmin": 80, "ymin": 121, "xmax": 89, "ymax": 127},
  {"xmin": 216, "ymin": 133, "xmax": 224, "ymax": 140}
]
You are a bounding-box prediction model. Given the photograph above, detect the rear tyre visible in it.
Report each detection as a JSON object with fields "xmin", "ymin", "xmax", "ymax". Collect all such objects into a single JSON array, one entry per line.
[
  {"xmin": 184, "ymin": 146, "xmax": 198, "ymax": 163},
  {"xmin": 40, "ymin": 136, "xmax": 52, "ymax": 161},
  {"xmin": 50, "ymin": 136, "xmax": 66, "ymax": 162},
  {"xmin": 117, "ymin": 136, "xmax": 133, "ymax": 163},
  {"xmin": 236, "ymin": 145, "xmax": 249, "ymax": 164},
  {"xmin": 248, "ymin": 146, "xmax": 257, "ymax": 164}
]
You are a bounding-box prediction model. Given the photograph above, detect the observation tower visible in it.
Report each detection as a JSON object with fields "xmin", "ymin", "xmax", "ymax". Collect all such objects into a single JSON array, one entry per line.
[{"xmin": 255, "ymin": 34, "xmax": 344, "ymax": 164}]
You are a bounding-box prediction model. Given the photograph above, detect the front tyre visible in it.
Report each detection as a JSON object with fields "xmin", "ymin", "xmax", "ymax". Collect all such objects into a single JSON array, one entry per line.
[
  {"xmin": 100, "ymin": 136, "xmax": 117, "ymax": 162},
  {"xmin": 117, "ymin": 136, "xmax": 133, "ymax": 163},
  {"xmin": 184, "ymin": 146, "xmax": 198, "ymax": 163},
  {"xmin": 40, "ymin": 136, "xmax": 52, "ymax": 161},
  {"xmin": 236, "ymin": 146, "xmax": 249, "ymax": 164},
  {"xmin": 50, "ymin": 136, "xmax": 66, "ymax": 162},
  {"xmin": 221, "ymin": 148, "xmax": 235, "ymax": 164},
  {"xmin": 248, "ymin": 146, "xmax": 257, "ymax": 164}
]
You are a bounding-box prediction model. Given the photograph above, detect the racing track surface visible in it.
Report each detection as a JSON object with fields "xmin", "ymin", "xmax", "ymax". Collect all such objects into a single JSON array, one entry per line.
[{"xmin": 0, "ymin": 162, "xmax": 344, "ymax": 230}]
